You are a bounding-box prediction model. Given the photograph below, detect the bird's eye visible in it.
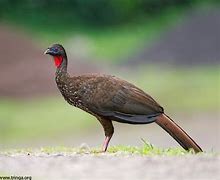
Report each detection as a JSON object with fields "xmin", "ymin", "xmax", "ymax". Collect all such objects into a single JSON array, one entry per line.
[{"xmin": 52, "ymin": 47, "xmax": 59, "ymax": 52}]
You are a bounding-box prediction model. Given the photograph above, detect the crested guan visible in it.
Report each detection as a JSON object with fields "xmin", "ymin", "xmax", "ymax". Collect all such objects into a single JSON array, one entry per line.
[{"xmin": 44, "ymin": 44, "xmax": 202, "ymax": 153}]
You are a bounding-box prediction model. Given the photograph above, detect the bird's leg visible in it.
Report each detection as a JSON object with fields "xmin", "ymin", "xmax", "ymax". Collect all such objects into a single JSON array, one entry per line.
[
  {"xmin": 97, "ymin": 118, "xmax": 114, "ymax": 152},
  {"xmin": 102, "ymin": 135, "xmax": 113, "ymax": 152}
]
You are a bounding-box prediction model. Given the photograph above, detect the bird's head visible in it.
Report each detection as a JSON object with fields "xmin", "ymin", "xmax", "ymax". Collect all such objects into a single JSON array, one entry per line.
[{"xmin": 44, "ymin": 44, "xmax": 67, "ymax": 68}]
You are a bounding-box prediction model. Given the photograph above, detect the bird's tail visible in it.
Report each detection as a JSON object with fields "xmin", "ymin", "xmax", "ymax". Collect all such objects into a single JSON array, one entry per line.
[{"xmin": 155, "ymin": 114, "xmax": 202, "ymax": 153}]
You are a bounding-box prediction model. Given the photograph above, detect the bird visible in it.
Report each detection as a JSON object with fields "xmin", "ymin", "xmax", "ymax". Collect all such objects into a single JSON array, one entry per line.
[{"xmin": 44, "ymin": 44, "xmax": 203, "ymax": 153}]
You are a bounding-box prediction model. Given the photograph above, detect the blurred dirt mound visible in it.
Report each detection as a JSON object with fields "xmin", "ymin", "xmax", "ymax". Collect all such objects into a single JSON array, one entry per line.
[
  {"xmin": 0, "ymin": 24, "xmax": 100, "ymax": 98},
  {"xmin": 127, "ymin": 7, "xmax": 220, "ymax": 66}
]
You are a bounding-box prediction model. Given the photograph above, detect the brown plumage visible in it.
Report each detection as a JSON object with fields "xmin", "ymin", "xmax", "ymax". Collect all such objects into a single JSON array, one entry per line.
[{"xmin": 44, "ymin": 44, "xmax": 202, "ymax": 153}]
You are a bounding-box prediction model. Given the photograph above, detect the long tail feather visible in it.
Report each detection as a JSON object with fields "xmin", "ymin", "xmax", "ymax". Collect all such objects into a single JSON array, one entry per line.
[{"xmin": 155, "ymin": 114, "xmax": 202, "ymax": 153}]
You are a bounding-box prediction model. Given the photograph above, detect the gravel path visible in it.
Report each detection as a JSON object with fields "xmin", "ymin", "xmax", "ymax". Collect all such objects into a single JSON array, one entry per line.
[{"xmin": 0, "ymin": 153, "xmax": 219, "ymax": 180}]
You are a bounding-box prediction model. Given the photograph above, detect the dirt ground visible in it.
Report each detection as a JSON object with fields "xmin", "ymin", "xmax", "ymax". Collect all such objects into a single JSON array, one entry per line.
[{"xmin": 0, "ymin": 153, "xmax": 219, "ymax": 180}]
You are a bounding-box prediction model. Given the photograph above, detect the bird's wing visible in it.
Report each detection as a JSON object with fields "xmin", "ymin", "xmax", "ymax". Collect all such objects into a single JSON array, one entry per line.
[{"xmin": 85, "ymin": 79, "xmax": 164, "ymax": 124}]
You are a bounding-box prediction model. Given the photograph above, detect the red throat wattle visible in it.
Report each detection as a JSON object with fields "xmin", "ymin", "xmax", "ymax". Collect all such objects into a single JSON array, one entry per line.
[{"xmin": 53, "ymin": 56, "xmax": 63, "ymax": 67}]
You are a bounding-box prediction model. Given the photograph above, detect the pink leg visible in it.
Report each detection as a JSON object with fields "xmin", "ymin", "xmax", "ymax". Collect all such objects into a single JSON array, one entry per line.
[{"xmin": 102, "ymin": 135, "xmax": 112, "ymax": 152}]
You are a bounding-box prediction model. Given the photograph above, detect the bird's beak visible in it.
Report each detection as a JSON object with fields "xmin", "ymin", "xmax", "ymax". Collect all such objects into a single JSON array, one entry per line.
[
  {"xmin": 44, "ymin": 48, "xmax": 50, "ymax": 54},
  {"xmin": 44, "ymin": 48, "xmax": 50, "ymax": 55}
]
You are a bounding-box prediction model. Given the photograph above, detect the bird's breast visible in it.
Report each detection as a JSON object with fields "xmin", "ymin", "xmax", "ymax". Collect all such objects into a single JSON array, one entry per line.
[{"xmin": 56, "ymin": 80, "xmax": 94, "ymax": 113}]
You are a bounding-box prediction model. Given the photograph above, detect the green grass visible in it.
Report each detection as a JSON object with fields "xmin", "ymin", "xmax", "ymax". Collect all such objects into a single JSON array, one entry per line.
[
  {"xmin": 1, "ymin": 143, "xmax": 214, "ymax": 156},
  {"xmin": 0, "ymin": 97, "xmax": 96, "ymax": 144},
  {"xmin": 86, "ymin": 8, "xmax": 184, "ymax": 62}
]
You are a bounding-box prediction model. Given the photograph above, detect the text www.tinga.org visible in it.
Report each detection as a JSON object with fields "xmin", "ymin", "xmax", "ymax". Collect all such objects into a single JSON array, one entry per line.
[{"xmin": 0, "ymin": 176, "xmax": 32, "ymax": 180}]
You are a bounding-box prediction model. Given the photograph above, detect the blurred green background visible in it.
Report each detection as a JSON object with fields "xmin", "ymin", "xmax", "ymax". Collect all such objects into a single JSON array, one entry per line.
[{"xmin": 0, "ymin": 0, "xmax": 219, "ymax": 151}]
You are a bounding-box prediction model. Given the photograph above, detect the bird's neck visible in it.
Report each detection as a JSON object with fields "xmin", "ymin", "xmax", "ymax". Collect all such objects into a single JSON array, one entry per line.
[{"xmin": 56, "ymin": 55, "xmax": 68, "ymax": 76}]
